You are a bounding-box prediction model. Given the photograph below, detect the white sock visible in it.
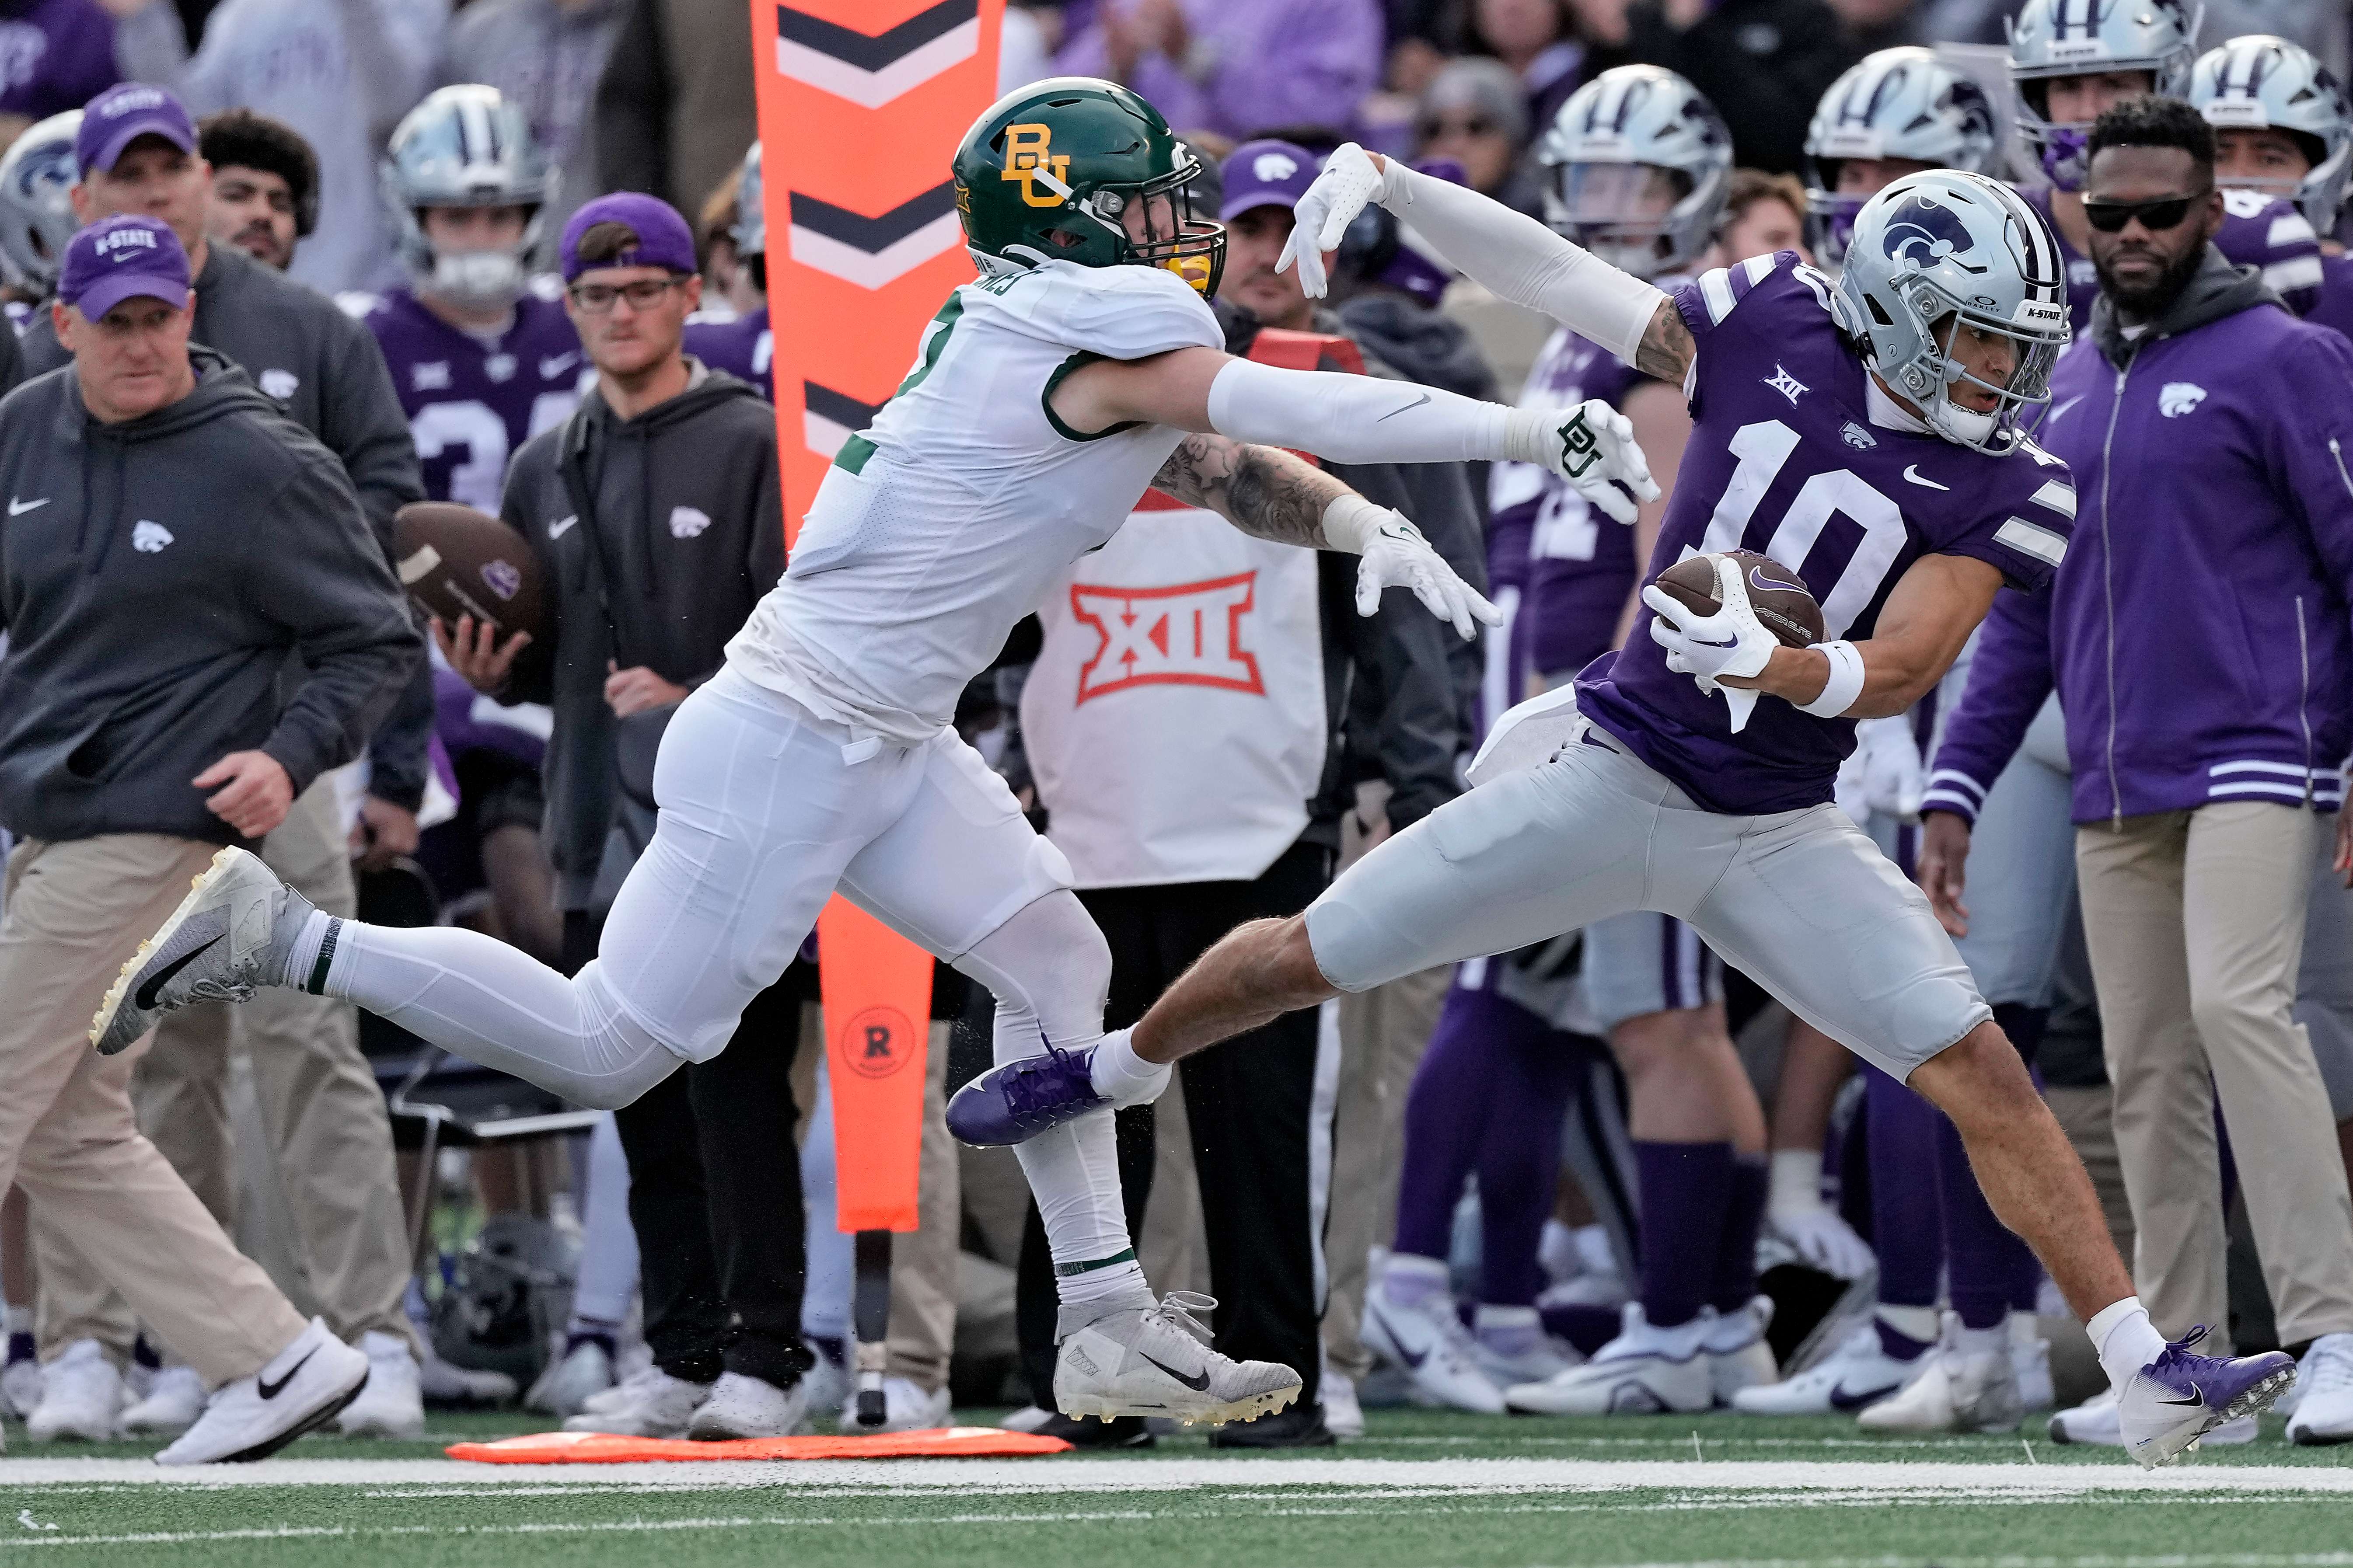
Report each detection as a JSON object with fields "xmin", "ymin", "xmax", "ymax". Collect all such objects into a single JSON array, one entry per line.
[
  {"xmin": 1382, "ymin": 1252, "xmax": 1451, "ymax": 1310},
  {"xmin": 2087, "ymin": 1296, "xmax": 2168, "ymax": 1390},
  {"xmin": 1955, "ymin": 1324, "xmax": 2007, "ymax": 1358},
  {"xmin": 283, "ymin": 909, "xmax": 335, "ymax": 990},
  {"xmin": 1875, "ymin": 1303, "xmax": 1942, "ymax": 1345},
  {"xmin": 1475, "ymin": 1304, "xmax": 1542, "ymax": 1355},
  {"xmin": 1088, "ymin": 1027, "xmax": 1171, "ymax": 1107}
]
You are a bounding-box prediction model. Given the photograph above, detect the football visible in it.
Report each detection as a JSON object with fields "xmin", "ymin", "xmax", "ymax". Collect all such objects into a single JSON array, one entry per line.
[
  {"xmin": 392, "ymin": 501, "xmax": 546, "ymax": 642},
  {"xmin": 1651, "ymin": 549, "xmax": 1824, "ymax": 649}
]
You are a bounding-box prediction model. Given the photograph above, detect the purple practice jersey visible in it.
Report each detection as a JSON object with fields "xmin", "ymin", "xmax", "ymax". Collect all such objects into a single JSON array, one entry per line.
[
  {"xmin": 2025, "ymin": 185, "xmax": 2322, "ymax": 326},
  {"xmin": 1500, "ymin": 324, "xmax": 1652, "ymax": 681},
  {"xmin": 683, "ymin": 304, "xmax": 772, "ymax": 399},
  {"xmin": 352, "ymin": 283, "xmax": 587, "ymax": 512},
  {"xmin": 2304, "ymin": 252, "xmax": 2353, "ymax": 342},
  {"xmin": 1575, "ymin": 251, "xmax": 2077, "ymax": 815}
]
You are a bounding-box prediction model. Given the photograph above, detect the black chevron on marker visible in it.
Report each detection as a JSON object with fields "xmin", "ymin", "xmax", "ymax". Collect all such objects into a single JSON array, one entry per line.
[
  {"xmin": 787, "ymin": 184, "xmax": 959, "ymax": 254},
  {"xmin": 775, "ymin": 0, "xmax": 977, "ymax": 70},
  {"xmin": 803, "ymin": 383, "xmax": 884, "ymax": 430}
]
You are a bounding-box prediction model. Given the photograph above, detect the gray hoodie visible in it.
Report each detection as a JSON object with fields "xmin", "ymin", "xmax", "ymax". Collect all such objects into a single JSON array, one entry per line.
[{"xmin": 0, "ymin": 352, "xmax": 422, "ymax": 845}]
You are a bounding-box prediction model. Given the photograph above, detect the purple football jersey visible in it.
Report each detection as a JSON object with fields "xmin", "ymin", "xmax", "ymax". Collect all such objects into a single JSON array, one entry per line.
[
  {"xmin": 1575, "ymin": 251, "xmax": 2078, "ymax": 815},
  {"xmin": 1501, "ymin": 325, "xmax": 1652, "ymax": 679},
  {"xmin": 683, "ymin": 304, "xmax": 772, "ymax": 399},
  {"xmin": 2212, "ymin": 191, "xmax": 2322, "ymax": 316},
  {"xmin": 2023, "ymin": 187, "xmax": 2101, "ymax": 332},
  {"xmin": 358, "ymin": 286, "xmax": 587, "ymax": 512},
  {"xmin": 2303, "ymin": 252, "xmax": 2353, "ymax": 342}
]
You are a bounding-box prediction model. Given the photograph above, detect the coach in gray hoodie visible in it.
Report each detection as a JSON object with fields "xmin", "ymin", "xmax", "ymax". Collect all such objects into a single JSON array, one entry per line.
[{"xmin": 0, "ymin": 215, "xmax": 412, "ymax": 1464}]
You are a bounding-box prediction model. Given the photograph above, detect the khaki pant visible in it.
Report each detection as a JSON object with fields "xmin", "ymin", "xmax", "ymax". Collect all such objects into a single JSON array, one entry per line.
[
  {"xmin": 34, "ymin": 781, "xmax": 414, "ymax": 1361},
  {"xmin": 2075, "ymin": 802, "xmax": 2353, "ymax": 1348},
  {"xmin": 0, "ymin": 835, "xmax": 305, "ymax": 1384}
]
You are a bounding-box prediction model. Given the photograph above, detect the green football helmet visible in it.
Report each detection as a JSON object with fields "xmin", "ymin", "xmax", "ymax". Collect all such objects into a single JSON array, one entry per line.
[{"xmin": 952, "ymin": 77, "xmax": 1225, "ymax": 297}]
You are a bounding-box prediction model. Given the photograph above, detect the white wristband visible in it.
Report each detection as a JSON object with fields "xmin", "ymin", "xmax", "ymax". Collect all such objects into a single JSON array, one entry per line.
[
  {"xmin": 1320, "ymin": 493, "xmax": 1387, "ymax": 553},
  {"xmin": 1768, "ymin": 1149, "xmax": 1826, "ymax": 1214},
  {"xmin": 1795, "ymin": 639, "xmax": 1866, "ymax": 718}
]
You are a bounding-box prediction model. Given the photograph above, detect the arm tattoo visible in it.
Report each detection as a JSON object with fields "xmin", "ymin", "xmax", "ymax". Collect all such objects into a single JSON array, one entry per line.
[
  {"xmin": 1152, "ymin": 433, "xmax": 1345, "ymax": 548},
  {"xmin": 1634, "ymin": 298, "xmax": 1695, "ymax": 384}
]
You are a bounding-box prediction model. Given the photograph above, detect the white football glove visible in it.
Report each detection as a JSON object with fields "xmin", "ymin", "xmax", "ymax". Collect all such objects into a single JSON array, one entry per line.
[
  {"xmin": 1354, "ymin": 510, "xmax": 1500, "ymax": 640},
  {"xmin": 1853, "ymin": 714, "xmax": 1926, "ymax": 822},
  {"xmin": 1536, "ymin": 400, "xmax": 1660, "ymax": 525},
  {"xmin": 1640, "ymin": 555, "xmax": 1779, "ymax": 732},
  {"xmin": 1766, "ymin": 1203, "xmax": 1877, "ymax": 1282},
  {"xmin": 1275, "ymin": 142, "xmax": 1391, "ymax": 300}
]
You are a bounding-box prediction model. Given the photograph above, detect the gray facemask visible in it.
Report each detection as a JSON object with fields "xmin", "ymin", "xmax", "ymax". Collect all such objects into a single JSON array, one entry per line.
[{"xmin": 428, "ymin": 248, "xmax": 526, "ymax": 309}]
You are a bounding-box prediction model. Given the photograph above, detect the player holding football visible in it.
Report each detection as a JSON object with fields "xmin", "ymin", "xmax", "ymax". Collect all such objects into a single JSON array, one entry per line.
[
  {"xmin": 87, "ymin": 79, "xmax": 1654, "ymax": 1429},
  {"xmin": 953, "ymin": 141, "xmax": 2302, "ymax": 1464}
]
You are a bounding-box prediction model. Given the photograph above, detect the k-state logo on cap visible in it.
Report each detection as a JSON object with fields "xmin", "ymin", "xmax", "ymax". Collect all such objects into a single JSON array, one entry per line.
[
  {"xmin": 93, "ymin": 226, "xmax": 158, "ymax": 258},
  {"xmin": 101, "ymin": 87, "xmax": 168, "ymax": 118},
  {"xmin": 1252, "ymin": 152, "xmax": 1299, "ymax": 182}
]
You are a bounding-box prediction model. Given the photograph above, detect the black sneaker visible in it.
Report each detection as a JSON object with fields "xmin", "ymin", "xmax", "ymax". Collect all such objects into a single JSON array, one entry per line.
[
  {"xmin": 1209, "ymin": 1401, "xmax": 1335, "ymax": 1448},
  {"xmin": 1033, "ymin": 1411, "xmax": 1155, "ymax": 1448}
]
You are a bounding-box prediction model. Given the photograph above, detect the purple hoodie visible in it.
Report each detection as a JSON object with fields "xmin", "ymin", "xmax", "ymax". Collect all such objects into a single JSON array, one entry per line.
[{"xmin": 1928, "ymin": 250, "xmax": 2353, "ymax": 827}]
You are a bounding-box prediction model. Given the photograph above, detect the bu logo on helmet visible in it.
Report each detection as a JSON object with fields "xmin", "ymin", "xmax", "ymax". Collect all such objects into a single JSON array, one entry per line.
[
  {"xmin": 1000, "ymin": 123, "xmax": 1071, "ymax": 209},
  {"xmin": 1883, "ymin": 194, "xmax": 1987, "ymax": 274}
]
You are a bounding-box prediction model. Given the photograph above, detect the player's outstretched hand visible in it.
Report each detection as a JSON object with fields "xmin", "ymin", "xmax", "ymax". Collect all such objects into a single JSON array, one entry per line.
[
  {"xmin": 1277, "ymin": 143, "xmax": 1390, "ymax": 300},
  {"xmin": 1354, "ymin": 509, "xmax": 1501, "ymax": 640},
  {"xmin": 1539, "ymin": 401, "xmax": 1660, "ymax": 525},
  {"xmin": 1641, "ymin": 556, "xmax": 1776, "ymax": 730}
]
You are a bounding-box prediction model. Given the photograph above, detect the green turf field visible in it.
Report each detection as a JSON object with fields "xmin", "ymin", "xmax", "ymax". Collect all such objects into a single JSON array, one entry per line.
[{"xmin": 4, "ymin": 1408, "xmax": 2348, "ymax": 1566}]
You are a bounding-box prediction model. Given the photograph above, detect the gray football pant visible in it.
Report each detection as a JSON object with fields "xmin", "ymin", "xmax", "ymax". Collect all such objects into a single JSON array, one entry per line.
[{"xmin": 1306, "ymin": 724, "xmax": 1990, "ymax": 1083}]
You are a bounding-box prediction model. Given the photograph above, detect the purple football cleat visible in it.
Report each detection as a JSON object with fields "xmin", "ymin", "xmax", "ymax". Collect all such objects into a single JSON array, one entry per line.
[
  {"xmin": 946, "ymin": 1042, "xmax": 1106, "ymax": 1146},
  {"xmin": 2119, "ymin": 1326, "xmax": 2295, "ymax": 1468}
]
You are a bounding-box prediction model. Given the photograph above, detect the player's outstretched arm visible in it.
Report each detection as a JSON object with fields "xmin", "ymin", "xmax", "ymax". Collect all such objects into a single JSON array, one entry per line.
[
  {"xmin": 1057, "ymin": 346, "xmax": 1657, "ymax": 521},
  {"xmin": 1153, "ymin": 432, "xmax": 1498, "ymax": 639}
]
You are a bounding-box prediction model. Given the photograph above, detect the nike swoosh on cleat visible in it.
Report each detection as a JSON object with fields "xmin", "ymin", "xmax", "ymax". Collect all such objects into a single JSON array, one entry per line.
[
  {"xmin": 257, "ymin": 1347, "xmax": 315, "ymax": 1400},
  {"xmin": 1829, "ymin": 1382, "xmax": 1897, "ymax": 1411},
  {"xmin": 2155, "ymin": 1390, "xmax": 2205, "ymax": 1408},
  {"xmin": 1141, "ymin": 1353, "xmax": 1211, "ymax": 1391},
  {"xmin": 1903, "ymin": 466, "xmax": 1951, "ymax": 491},
  {"xmin": 1375, "ymin": 392, "xmax": 1431, "ymax": 422},
  {"xmin": 133, "ymin": 934, "xmax": 222, "ymax": 1011}
]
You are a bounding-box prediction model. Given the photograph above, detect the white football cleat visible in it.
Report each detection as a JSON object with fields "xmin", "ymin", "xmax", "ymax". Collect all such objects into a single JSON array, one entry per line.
[
  {"xmin": 1706, "ymin": 1296, "xmax": 1778, "ymax": 1404},
  {"xmin": 837, "ymin": 1376, "xmax": 950, "ymax": 1433},
  {"xmin": 26, "ymin": 1340, "xmax": 123, "ymax": 1442},
  {"xmin": 1320, "ymin": 1369, "xmax": 1365, "ymax": 1439},
  {"xmin": 335, "ymin": 1331, "xmax": 426, "ymax": 1438},
  {"xmin": 156, "ymin": 1317, "xmax": 370, "ymax": 1464},
  {"xmin": 119, "ymin": 1365, "xmax": 207, "ymax": 1436},
  {"xmin": 3, "ymin": 1353, "xmax": 44, "ymax": 1421},
  {"xmin": 1856, "ymin": 1346, "xmax": 2021, "ymax": 1434},
  {"xmin": 2046, "ymin": 1384, "xmax": 2257, "ymax": 1448},
  {"xmin": 2285, "ymin": 1331, "xmax": 2353, "ymax": 1446},
  {"xmin": 1732, "ymin": 1321, "xmax": 1926, "ymax": 1415},
  {"xmin": 1504, "ymin": 1303, "xmax": 1714, "ymax": 1416},
  {"xmin": 562, "ymin": 1366, "xmax": 711, "ymax": 1436},
  {"xmin": 688, "ymin": 1371, "xmax": 810, "ymax": 1439},
  {"xmin": 1054, "ymin": 1291, "xmax": 1301, "ymax": 1425},
  {"xmin": 1361, "ymin": 1278, "xmax": 1505, "ymax": 1414},
  {"xmin": 91, "ymin": 847, "xmax": 314, "ymax": 1056},
  {"xmin": 524, "ymin": 1338, "xmax": 615, "ymax": 1417}
]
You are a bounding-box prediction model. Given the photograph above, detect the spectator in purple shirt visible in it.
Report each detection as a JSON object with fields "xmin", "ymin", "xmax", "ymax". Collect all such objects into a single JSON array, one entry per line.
[
  {"xmin": 0, "ymin": 0, "xmax": 116, "ymax": 137},
  {"xmin": 1054, "ymin": 0, "xmax": 1382, "ymax": 143}
]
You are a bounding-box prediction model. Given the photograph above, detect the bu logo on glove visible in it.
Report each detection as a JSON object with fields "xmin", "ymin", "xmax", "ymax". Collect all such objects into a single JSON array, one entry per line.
[{"xmin": 1556, "ymin": 407, "xmax": 1603, "ymax": 478}]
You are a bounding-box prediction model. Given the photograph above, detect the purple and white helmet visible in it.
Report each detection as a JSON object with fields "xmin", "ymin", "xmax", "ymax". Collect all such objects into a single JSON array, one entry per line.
[
  {"xmin": 1537, "ymin": 65, "xmax": 1732, "ymax": 280},
  {"xmin": 2189, "ymin": 35, "xmax": 2351, "ymax": 233},
  {"xmin": 2007, "ymin": 0, "xmax": 2200, "ymax": 192},
  {"xmin": 1803, "ymin": 49, "xmax": 1998, "ymax": 271}
]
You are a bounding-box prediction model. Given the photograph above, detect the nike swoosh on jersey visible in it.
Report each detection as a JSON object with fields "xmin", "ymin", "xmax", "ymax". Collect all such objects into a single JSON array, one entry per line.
[
  {"xmin": 1140, "ymin": 1353, "xmax": 1210, "ymax": 1391},
  {"xmin": 540, "ymin": 353, "xmax": 580, "ymax": 379},
  {"xmin": 548, "ymin": 515, "xmax": 578, "ymax": 540},
  {"xmin": 7, "ymin": 496, "xmax": 49, "ymax": 515},
  {"xmin": 134, "ymin": 934, "xmax": 223, "ymax": 1012},
  {"xmin": 1902, "ymin": 466, "xmax": 1950, "ymax": 491},
  {"xmin": 256, "ymin": 1346, "xmax": 315, "ymax": 1400}
]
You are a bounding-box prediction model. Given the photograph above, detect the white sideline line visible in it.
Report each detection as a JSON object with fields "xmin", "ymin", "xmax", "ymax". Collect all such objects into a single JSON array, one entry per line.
[{"xmin": 2, "ymin": 1458, "xmax": 2350, "ymax": 1493}]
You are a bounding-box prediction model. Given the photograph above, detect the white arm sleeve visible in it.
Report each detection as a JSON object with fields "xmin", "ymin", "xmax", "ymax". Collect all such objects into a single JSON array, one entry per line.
[
  {"xmin": 1205, "ymin": 357, "xmax": 1554, "ymax": 468},
  {"xmin": 1381, "ymin": 160, "xmax": 1669, "ymax": 366}
]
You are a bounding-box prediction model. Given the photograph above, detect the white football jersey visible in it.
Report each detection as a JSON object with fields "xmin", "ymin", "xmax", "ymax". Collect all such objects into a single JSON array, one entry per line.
[{"xmin": 726, "ymin": 259, "xmax": 1223, "ymax": 742}]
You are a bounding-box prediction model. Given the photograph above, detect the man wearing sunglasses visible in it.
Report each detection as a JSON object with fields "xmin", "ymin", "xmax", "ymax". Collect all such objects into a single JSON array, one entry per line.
[{"xmin": 1931, "ymin": 94, "xmax": 2353, "ymax": 1450}]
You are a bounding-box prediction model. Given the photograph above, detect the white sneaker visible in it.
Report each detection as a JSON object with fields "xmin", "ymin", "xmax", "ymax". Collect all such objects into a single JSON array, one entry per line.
[
  {"xmin": 1706, "ymin": 1296, "xmax": 1778, "ymax": 1404},
  {"xmin": 801, "ymin": 1340, "xmax": 850, "ymax": 1416},
  {"xmin": 1732, "ymin": 1321, "xmax": 1925, "ymax": 1415},
  {"xmin": 562, "ymin": 1367, "xmax": 711, "ymax": 1436},
  {"xmin": 2012, "ymin": 1318, "xmax": 2054, "ymax": 1411},
  {"xmin": 416, "ymin": 1346, "xmax": 515, "ymax": 1408},
  {"xmin": 1362, "ymin": 1280, "xmax": 1505, "ymax": 1414},
  {"xmin": 1054, "ymin": 1291, "xmax": 1302, "ymax": 1425},
  {"xmin": 156, "ymin": 1317, "xmax": 370, "ymax": 1464},
  {"xmin": 524, "ymin": 1338, "xmax": 615, "ymax": 1417},
  {"xmin": 1000, "ymin": 1403, "xmax": 1054, "ymax": 1433},
  {"xmin": 580, "ymin": 1362, "xmax": 663, "ymax": 1415},
  {"xmin": 119, "ymin": 1365, "xmax": 207, "ymax": 1436},
  {"xmin": 1321, "ymin": 1370, "xmax": 1365, "ymax": 1439},
  {"xmin": 2, "ymin": 1355, "xmax": 42, "ymax": 1421},
  {"xmin": 2286, "ymin": 1331, "xmax": 2353, "ymax": 1446},
  {"xmin": 689, "ymin": 1371, "xmax": 810, "ymax": 1439},
  {"xmin": 1504, "ymin": 1303, "xmax": 1715, "ymax": 1415},
  {"xmin": 837, "ymin": 1376, "xmax": 949, "ymax": 1433},
  {"xmin": 26, "ymin": 1340, "xmax": 123, "ymax": 1442},
  {"xmin": 1857, "ymin": 1345, "xmax": 2021, "ymax": 1433},
  {"xmin": 2047, "ymin": 1385, "xmax": 2256, "ymax": 1447},
  {"xmin": 334, "ymin": 1331, "xmax": 425, "ymax": 1438}
]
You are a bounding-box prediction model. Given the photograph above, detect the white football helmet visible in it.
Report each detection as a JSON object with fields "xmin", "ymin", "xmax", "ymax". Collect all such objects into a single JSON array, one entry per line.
[
  {"xmin": 1804, "ymin": 49, "xmax": 1999, "ymax": 271},
  {"xmin": 1836, "ymin": 171, "xmax": 2070, "ymax": 453},
  {"xmin": 2189, "ymin": 35, "xmax": 2350, "ymax": 233},
  {"xmin": 1536, "ymin": 65, "xmax": 1732, "ymax": 279},
  {"xmin": 382, "ymin": 84, "xmax": 554, "ymax": 309},
  {"xmin": 731, "ymin": 140, "xmax": 764, "ymax": 258},
  {"xmin": 2007, "ymin": 0, "xmax": 2201, "ymax": 192},
  {"xmin": 0, "ymin": 111, "xmax": 79, "ymax": 294}
]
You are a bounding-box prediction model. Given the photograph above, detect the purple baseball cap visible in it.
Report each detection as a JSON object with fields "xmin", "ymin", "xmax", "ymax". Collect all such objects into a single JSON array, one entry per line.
[
  {"xmin": 1217, "ymin": 140, "xmax": 1318, "ymax": 222},
  {"xmin": 58, "ymin": 214, "xmax": 191, "ymax": 320},
  {"xmin": 77, "ymin": 83, "xmax": 198, "ymax": 175},
  {"xmin": 560, "ymin": 193, "xmax": 697, "ymax": 282}
]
